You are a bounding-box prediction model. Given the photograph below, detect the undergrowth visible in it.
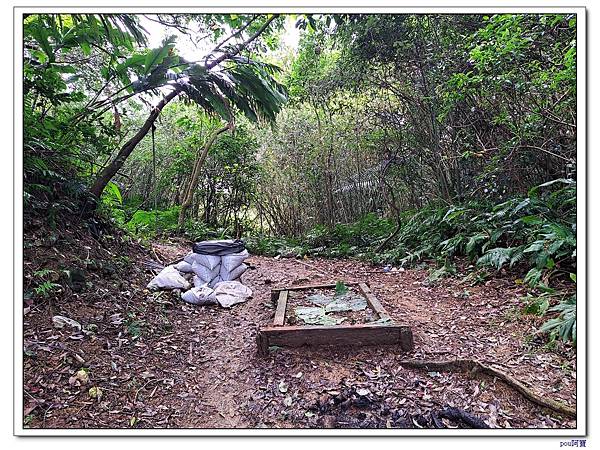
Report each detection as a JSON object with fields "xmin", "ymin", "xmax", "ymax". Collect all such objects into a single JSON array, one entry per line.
[{"xmin": 27, "ymin": 172, "xmax": 575, "ymax": 345}]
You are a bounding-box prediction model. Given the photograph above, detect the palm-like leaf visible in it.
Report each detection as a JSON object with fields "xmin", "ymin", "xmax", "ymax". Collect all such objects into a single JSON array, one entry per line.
[
  {"xmin": 175, "ymin": 58, "xmax": 288, "ymax": 123},
  {"xmin": 127, "ymin": 49, "xmax": 287, "ymax": 124}
]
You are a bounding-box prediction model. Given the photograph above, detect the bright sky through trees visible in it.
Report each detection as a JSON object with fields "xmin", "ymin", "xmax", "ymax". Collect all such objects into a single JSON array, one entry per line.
[{"xmin": 140, "ymin": 14, "xmax": 300, "ymax": 62}]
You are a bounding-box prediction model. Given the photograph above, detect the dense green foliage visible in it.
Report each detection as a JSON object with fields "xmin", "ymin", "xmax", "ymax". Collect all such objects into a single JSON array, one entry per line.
[
  {"xmin": 247, "ymin": 179, "xmax": 577, "ymax": 343},
  {"xmin": 23, "ymin": 13, "xmax": 577, "ymax": 344},
  {"xmin": 248, "ymin": 179, "xmax": 576, "ymax": 282}
]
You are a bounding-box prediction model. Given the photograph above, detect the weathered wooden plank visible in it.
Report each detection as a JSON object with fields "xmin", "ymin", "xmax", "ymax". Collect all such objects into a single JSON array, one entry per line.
[
  {"xmin": 256, "ymin": 329, "xmax": 269, "ymax": 356},
  {"xmin": 258, "ymin": 323, "xmax": 413, "ymax": 354},
  {"xmin": 399, "ymin": 326, "xmax": 415, "ymax": 352},
  {"xmin": 270, "ymin": 289, "xmax": 279, "ymax": 303},
  {"xmin": 273, "ymin": 290, "xmax": 288, "ymax": 326},
  {"xmin": 357, "ymin": 282, "xmax": 390, "ymax": 320},
  {"xmin": 260, "ymin": 280, "xmax": 414, "ymax": 356},
  {"xmin": 271, "ymin": 281, "xmax": 359, "ymax": 293}
]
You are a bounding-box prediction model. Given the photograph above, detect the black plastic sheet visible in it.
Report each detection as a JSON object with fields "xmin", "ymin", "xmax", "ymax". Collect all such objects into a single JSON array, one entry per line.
[{"xmin": 192, "ymin": 239, "xmax": 246, "ymax": 256}]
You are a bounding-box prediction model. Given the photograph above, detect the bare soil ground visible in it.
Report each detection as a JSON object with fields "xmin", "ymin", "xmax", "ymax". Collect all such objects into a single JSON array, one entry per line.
[{"xmin": 23, "ymin": 231, "xmax": 576, "ymax": 430}]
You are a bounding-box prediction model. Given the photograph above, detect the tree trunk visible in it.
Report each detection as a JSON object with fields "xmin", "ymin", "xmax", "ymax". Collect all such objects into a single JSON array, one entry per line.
[
  {"xmin": 177, "ymin": 122, "xmax": 232, "ymax": 228},
  {"xmin": 89, "ymin": 88, "xmax": 181, "ymax": 200},
  {"xmin": 87, "ymin": 15, "xmax": 280, "ymax": 205}
]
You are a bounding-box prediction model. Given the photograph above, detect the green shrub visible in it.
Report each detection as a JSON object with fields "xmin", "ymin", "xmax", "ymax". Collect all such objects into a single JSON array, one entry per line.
[
  {"xmin": 121, "ymin": 206, "xmax": 216, "ymax": 241},
  {"xmin": 539, "ymin": 295, "xmax": 576, "ymax": 345},
  {"xmin": 246, "ymin": 179, "xmax": 577, "ymax": 343},
  {"xmin": 245, "ymin": 235, "xmax": 306, "ymax": 257},
  {"xmin": 126, "ymin": 206, "xmax": 181, "ymax": 237}
]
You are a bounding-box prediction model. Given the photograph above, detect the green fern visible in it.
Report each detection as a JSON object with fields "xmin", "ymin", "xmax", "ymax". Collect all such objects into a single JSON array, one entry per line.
[
  {"xmin": 425, "ymin": 262, "xmax": 456, "ymax": 285},
  {"xmin": 438, "ymin": 235, "xmax": 464, "ymax": 257},
  {"xmin": 539, "ymin": 295, "xmax": 576, "ymax": 344},
  {"xmin": 509, "ymin": 246, "xmax": 525, "ymax": 267},
  {"xmin": 522, "ymin": 293, "xmax": 550, "ymax": 316},
  {"xmin": 524, "ymin": 267, "xmax": 543, "ymax": 287},
  {"xmin": 466, "ymin": 232, "xmax": 488, "ymax": 258},
  {"xmin": 33, "ymin": 268, "xmax": 55, "ymax": 279},
  {"xmin": 34, "ymin": 280, "xmax": 61, "ymax": 298},
  {"xmin": 477, "ymin": 247, "xmax": 514, "ymax": 270}
]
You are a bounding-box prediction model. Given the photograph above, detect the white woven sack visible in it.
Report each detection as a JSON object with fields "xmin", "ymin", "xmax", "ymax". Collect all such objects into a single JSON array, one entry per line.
[
  {"xmin": 193, "ymin": 275, "xmax": 208, "ymax": 288},
  {"xmin": 174, "ymin": 260, "xmax": 193, "ymax": 273},
  {"xmin": 147, "ymin": 266, "xmax": 190, "ymax": 290},
  {"xmin": 208, "ymin": 275, "xmax": 222, "ymax": 288},
  {"xmin": 183, "ymin": 252, "xmax": 221, "ymax": 269},
  {"xmin": 221, "ymin": 250, "xmax": 249, "ymax": 272},
  {"xmin": 192, "ymin": 261, "xmax": 220, "ymax": 281},
  {"xmin": 181, "ymin": 286, "xmax": 217, "ymax": 305},
  {"xmin": 195, "ymin": 254, "xmax": 222, "ymax": 270},
  {"xmin": 213, "ymin": 281, "xmax": 252, "ymax": 308},
  {"xmin": 220, "ymin": 263, "xmax": 247, "ymax": 281},
  {"xmin": 183, "ymin": 252, "xmax": 197, "ymax": 264}
]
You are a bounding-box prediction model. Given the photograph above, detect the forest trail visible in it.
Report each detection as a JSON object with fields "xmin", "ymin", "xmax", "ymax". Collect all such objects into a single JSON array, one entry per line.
[
  {"xmin": 22, "ymin": 12, "xmax": 579, "ymax": 432},
  {"xmin": 23, "ymin": 240, "xmax": 576, "ymax": 429}
]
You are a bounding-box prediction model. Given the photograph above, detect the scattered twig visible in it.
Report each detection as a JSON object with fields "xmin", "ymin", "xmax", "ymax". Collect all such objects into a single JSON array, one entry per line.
[
  {"xmin": 294, "ymin": 259, "xmax": 329, "ymax": 276},
  {"xmin": 375, "ymin": 222, "xmax": 402, "ymax": 253},
  {"xmin": 151, "ymin": 246, "xmax": 164, "ymax": 265},
  {"xmin": 141, "ymin": 259, "xmax": 164, "ymax": 270},
  {"xmin": 165, "ymin": 257, "xmax": 185, "ymax": 267},
  {"xmin": 135, "ymin": 378, "xmax": 164, "ymax": 402}
]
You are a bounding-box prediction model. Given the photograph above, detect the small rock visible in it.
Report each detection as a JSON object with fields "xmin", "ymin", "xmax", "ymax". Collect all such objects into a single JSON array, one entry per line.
[
  {"xmin": 278, "ymin": 380, "xmax": 288, "ymax": 393},
  {"xmin": 53, "ymin": 315, "xmax": 82, "ymax": 331}
]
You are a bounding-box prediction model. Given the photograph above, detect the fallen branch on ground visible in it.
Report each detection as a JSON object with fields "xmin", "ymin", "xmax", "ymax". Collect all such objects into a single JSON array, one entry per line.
[
  {"xmin": 141, "ymin": 259, "xmax": 165, "ymax": 271},
  {"xmin": 165, "ymin": 257, "xmax": 184, "ymax": 267},
  {"xmin": 397, "ymin": 359, "xmax": 576, "ymax": 419},
  {"xmin": 151, "ymin": 246, "xmax": 164, "ymax": 265},
  {"xmin": 431, "ymin": 407, "xmax": 490, "ymax": 428},
  {"xmin": 294, "ymin": 259, "xmax": 329, "ymax": 276}
]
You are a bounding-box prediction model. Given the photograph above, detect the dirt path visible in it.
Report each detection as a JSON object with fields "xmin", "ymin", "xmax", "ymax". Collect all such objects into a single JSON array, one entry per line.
[{"xmin": 23, "ymin": 240, "xmax": 576, "ymax": 429}]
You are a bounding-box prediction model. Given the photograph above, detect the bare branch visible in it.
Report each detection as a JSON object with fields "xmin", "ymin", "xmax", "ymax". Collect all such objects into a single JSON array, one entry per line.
[
  {"xmin": 205, "ymin": 14, "xmax": 279, "ymax": 70},
  {"xmin": 205, "ymin": 15, "xmax": 259, "ymax": 65}
]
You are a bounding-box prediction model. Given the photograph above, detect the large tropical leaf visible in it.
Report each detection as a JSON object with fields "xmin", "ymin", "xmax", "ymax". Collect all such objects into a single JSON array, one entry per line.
[
  {"xmin": 143, "ymin": 36, "xmax": 176, "ymax": 75},
  {"xmin": 176, "ymin": 57, "xmax": 288, "ymax": 124}
]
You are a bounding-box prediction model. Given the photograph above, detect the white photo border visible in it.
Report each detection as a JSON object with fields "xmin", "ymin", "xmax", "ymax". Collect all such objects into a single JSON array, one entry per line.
[{"xmin": 13, "ymin": 2, "xmax": 587, "ymax": 437}]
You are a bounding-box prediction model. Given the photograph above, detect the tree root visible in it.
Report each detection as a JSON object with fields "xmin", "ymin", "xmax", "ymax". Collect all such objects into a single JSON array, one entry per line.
[{"xmin": 397, "ymin": 359, "xmax": 576, "ymax": 419}]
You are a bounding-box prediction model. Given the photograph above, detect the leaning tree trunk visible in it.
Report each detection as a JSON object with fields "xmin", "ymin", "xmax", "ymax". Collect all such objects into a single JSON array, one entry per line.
[
  {"xmin": 89, "ymin": 88, "xmax": 181, "ymax": 200},
  {"xmin": 177, "ymin": 122, "xmax": 232, "ymax": 228}
]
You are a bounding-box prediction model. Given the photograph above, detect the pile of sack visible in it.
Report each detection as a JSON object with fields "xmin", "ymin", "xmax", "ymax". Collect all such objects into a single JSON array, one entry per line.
[
  {"xmin": 175, "ymin": 248, "xmax": 249, "ymax": 288},
  {"xmin": 147, "ymin": 239, "xmax": 251, "ymax": 308}
]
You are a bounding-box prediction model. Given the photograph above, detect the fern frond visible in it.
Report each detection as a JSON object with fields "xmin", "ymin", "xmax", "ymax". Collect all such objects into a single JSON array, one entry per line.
[{"xmin": 477, "ymin": 247, "xmax": 514, "ymax": 270}]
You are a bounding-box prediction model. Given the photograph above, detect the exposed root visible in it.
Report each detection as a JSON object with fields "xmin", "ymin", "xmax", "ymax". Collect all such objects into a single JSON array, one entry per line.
[{"xmin": 397, "ymin": 359, "xmax": 576, "ymax": 419}]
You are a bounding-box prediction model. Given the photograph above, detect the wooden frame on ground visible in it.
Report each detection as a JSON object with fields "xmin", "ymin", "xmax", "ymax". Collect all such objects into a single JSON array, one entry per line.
[{"xmin": 257, "ymin": 282, "xmax": 414, "ymax": 355}]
